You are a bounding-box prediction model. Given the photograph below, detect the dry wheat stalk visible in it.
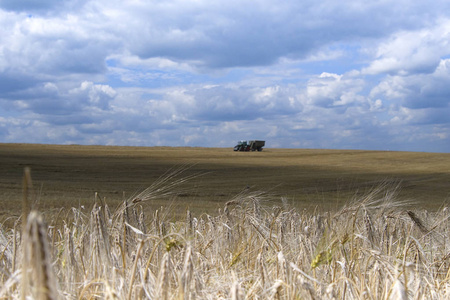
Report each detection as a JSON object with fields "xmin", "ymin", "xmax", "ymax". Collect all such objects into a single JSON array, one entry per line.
[
  {"xmin": 157, "ymin": 252, "xmax": 171, "ymax": 300},
  {"xmin": 2, "ymin": 180, "xmax": 450, "ymax": 299},
  {"xmin": 180, "ymin": 243, "xmax": 193, "ymax": 299},
  {"xmin": 21, "ymin": 211, "xmax": 59, "ymax": 300}
]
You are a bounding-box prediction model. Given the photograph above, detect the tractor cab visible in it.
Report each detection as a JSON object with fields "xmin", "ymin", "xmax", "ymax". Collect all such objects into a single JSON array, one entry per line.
[{"xmin": 233, "ymin": 140, "xmax": 249, "ymax": 151}]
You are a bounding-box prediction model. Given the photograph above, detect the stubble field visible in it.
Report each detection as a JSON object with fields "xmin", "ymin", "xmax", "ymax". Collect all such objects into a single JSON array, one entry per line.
[{"xmin": 0, "ymin": 143, "xmax": 449, "ymax": 223}]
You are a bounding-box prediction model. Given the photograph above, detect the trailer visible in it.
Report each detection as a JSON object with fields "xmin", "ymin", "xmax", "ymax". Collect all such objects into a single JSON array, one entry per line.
[{"xmin": 233, "ymin": 140, "xmax": 265, "ymax": 151}]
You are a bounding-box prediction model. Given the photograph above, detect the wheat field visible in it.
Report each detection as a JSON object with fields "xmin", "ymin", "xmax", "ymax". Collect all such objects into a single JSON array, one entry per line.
[
  {"xmin": 1, "ymin": 144, "xmax": 450, "ymax": 299},
  {"xmin": 1, "ymin": 168, "xmax": 450, "ymax": 299}
]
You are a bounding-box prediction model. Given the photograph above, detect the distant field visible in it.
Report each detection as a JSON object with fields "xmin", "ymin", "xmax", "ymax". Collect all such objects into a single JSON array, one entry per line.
[{"xmin": 0, "ymin": 143, "xmax": 449, "ymax": 223}]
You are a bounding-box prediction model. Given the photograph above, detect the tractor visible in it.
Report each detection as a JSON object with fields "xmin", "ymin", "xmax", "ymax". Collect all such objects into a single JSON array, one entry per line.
[{"xmin": 233, "ymin": 140, "xmax": 265, "ymax": 151}]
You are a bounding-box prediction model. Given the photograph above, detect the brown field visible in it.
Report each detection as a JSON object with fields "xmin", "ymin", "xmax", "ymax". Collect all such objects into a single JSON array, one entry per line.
[
  {"xmin": 2, "ymin": 143, "xmax": 450, "ymax": 299},
  {"xmin": 0, "ymin": 143, "xmax": 449, "ymax": 223}
]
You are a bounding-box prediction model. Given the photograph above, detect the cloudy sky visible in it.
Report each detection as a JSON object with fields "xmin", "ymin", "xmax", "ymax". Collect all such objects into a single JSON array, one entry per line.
[{"xmin": 1, "ymin": 0, "xmax": 449, "ymax": 152}]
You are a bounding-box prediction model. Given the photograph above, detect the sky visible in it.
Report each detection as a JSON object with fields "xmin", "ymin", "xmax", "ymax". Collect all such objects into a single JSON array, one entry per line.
[{"xmin": 0, "ymin": 0, "xmax": 449, "ymax": 152}]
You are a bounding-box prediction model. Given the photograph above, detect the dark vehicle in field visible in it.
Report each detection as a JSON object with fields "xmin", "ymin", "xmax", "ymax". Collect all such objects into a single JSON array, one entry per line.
[{"xmin": 233, "ymin": 140, "xmax": 265, "ymax": 151}]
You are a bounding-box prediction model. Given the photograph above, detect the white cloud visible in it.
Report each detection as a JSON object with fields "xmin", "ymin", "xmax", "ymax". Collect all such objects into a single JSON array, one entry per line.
[
  {"xmin": 69, "ymin": 81, "xmax": 116, "ymax": 110},
  {"xmin": 363, "ymin": 19, "xmax": 450, "ymax": 75},
  {"xmin": 305, "ymin": 72, "xmax": 365, "ymax": 107},
  {"xmin": 371, "ymin": 58, "xmax": 450, "ymax": 110},
  {"xmin": 1, "ymin": 1, "xmax": 450, "ymax": 152}
]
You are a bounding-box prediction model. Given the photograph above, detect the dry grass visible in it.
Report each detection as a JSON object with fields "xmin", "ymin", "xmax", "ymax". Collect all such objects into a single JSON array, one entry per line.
[{"xmin": 1, "ymin": 171, "xmax": 450, "ymax": 299}]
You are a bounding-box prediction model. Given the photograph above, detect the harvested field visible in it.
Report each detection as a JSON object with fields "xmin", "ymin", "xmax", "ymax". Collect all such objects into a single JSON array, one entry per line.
[{"xmin": 0, "ymin": 143, "xmax": 449, "ymax": 223}]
